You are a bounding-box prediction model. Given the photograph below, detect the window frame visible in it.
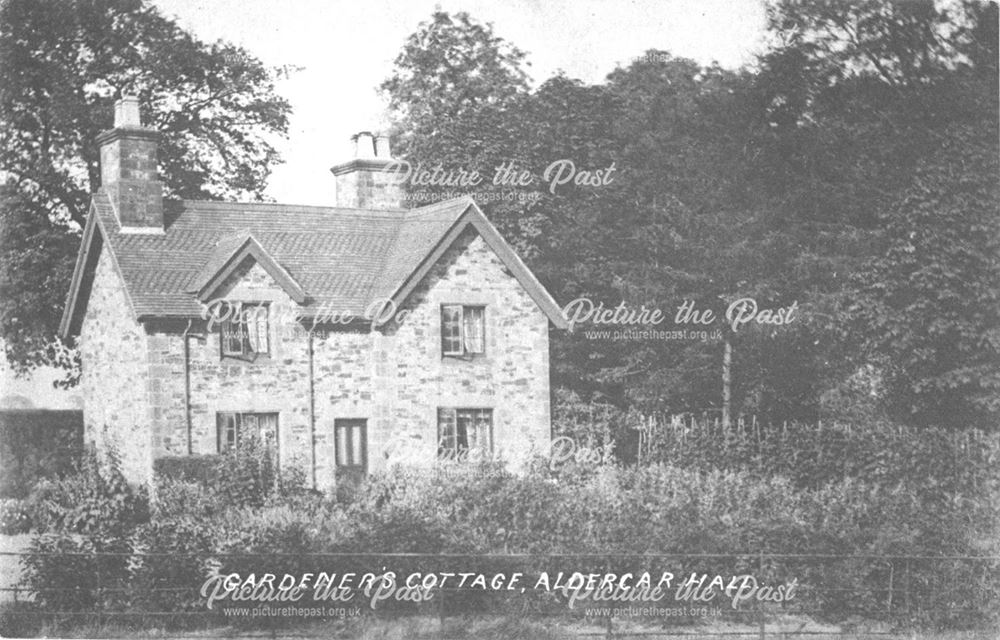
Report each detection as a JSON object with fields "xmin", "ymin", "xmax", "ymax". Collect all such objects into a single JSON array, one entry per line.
[
  {"xmin": 440, "ymin": 304, "xmax": 486, "ymax": 358},
  {"xmin": 219, "ymin": 302, "xmax": 270, "ymax": 360},
  {"xmin": 216, "ymin": 411, "xmax": 279, "ymax": 456},
  {"xmin": 437, "ymin": 407, "xmax": 493, "ymax": 459}
]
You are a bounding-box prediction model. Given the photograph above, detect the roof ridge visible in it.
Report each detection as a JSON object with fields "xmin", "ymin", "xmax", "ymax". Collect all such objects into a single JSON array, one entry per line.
[
  {"xmin": 171, "ymin": 199, "xmax": 406, "ymax": 216},
  {"xmin": 406, "ymin": 196, "xmax": 476, "ymax": 217},
  {"xmin": 62, "ymin": 192, "xmax": 565, "ymax": 334}
]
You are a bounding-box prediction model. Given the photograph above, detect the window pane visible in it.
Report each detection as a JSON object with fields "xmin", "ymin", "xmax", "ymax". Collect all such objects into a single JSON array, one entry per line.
[
  {"xmin": 351, "ymin": 425, "xmax": 363, "ymax": 466},
  {"xmin": 335, "ymin": 420, "xmax": 366, "ymax": 470},
  {"xmin": 222, "ymin": 320, "xmax": 243, "ymax": 355},
  {"xmin": 437, "ymin": 408, "xmax": 457, "ymax": 455},
  {"xmin": 455, "ymin": 410, "xmax": 471, "ymax": 451},
  {"xmin": 217, "ymin": 413, "xmax": 237, "ymax": 453},
  {"xmin": 246, "ymin": 314, "xmax": 259, "ymax": 353},
  {"xmin": 463, "ymin": 307, "xmax": 485, "ymax": 353},
  {"xmin": 476, "ymin": 410, "xmax": 492, "ymax": 451},
  {"xmin": 255, "ymin": 311, "xmax": 269, "ymax": 353},
  {"xmin": 337, "ymin": 424, "xmax": 349, "ymax": 466},
  {"xmin": 441, "ymin": 305, "xmax": 462, "ymax": 355}
]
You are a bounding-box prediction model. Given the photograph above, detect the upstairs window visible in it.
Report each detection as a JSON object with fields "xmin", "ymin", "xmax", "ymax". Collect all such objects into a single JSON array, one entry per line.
[
  {"xmin": 437, "ymin": 408, "xmax": 493, "ymax": 459},
  {"xmin": 441, "ymin": 305, "xmax": 485, "ymax": 357},
  {"xmin": 221, "ymin": 303, "xmax": 269, "ymax": 358}
]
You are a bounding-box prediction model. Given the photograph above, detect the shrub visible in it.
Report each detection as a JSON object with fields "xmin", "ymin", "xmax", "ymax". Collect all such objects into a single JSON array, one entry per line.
[
  {"xmin": 24, "ymin": 448, "xmax": 148, "ymax": 536},
  {"xmin": 21, "ymin": 531, "xmax": 132, "ymax": 613},
  {"xmin": 0, "ymin": 410, "xmax": 83, "ymax": 499},
  {"xmin": 640, "ymin": 417, "xmax": 1000, "ymax": 494},
  {"xmin": 19, "ymin": 448, "xmax": 149, "ymax": 614},
  {"xmin": 15, "ymin": 439, "xmax": 998, "ymax": 630},
  {"xmin": 153, "ymin": 435, "xmax": 308, "ymax": 510},
  {"xmin": 152, "ymin": 477, "xmax": 219, "ymax": 520},
  {"xmin": 126, "ymin": 517, "xmax": 220, "ymax": 616},
  {"xmin": 0, "ymin": 498, "xmax": 31, "ymax": 534},
  {"xmin": 153, "ymin": 454, "xmax": 219, "ymax": 485}
]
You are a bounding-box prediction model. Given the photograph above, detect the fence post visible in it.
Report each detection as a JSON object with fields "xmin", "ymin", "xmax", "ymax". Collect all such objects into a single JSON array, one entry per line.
[
  {"xmin": 438, "ymin": 578, "xmax": 446, "ymax": 630},
  {"xmin": 904, "ymin": 559, "xmax": 911, "ymax": 614},
  {"xmin": 604, "ymin": 557, "xmax": 614, "ymax": 640},
  {"xmin": 886, "ymin": 561, "xmax": 894, "ymax": 616},
  {"xmin": 758, "ymin": 550, "xmax": 766, "ymax": 640},
  {"xmin": 96, "ymin": 554, "xmax": 102, "ymax": 630}
]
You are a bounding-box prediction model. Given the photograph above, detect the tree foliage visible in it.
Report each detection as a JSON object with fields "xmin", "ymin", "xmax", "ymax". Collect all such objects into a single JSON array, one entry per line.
[
  {"xmin": 0, "ymin": 0, "xmax": 292, "ymax": 374},
  {"xmin": 380, "ymin": 11, "xmax": 529, "ymax": 187},
  {"xmin": 382, "ymin": 5, "xmax": 999, "ymax": 428},
  {"xmin": 847, "ymin": 126, "xmax": 1000, "ymax": 427},
  {"xmin": 759, "ymin": 0, "xmax": 999, "ymax": 427}
]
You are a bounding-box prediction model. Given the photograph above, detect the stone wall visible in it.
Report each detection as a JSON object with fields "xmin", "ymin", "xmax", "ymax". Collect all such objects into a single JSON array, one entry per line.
[
  {"xmin": 129, "ymin": 228, "xmax": 552, "ymax": 490},
  {"xmin": 332, "ymin": 164, "xmax": 404, "ymax": 210},
  {"xmin": 79, "ymin": 243, "xmax": 153, "ymax": 484},
  {"xmin": 311, "ymin": 328, "xmax": 374, "ymax": 488},
  {"xmin": 371, "ymin": 228, "xmax": 552, "ymax": 472},
  {"xmin": 97, "ymin": 130, "xmax": 163, "ymax": 228},
  {"xmin": 148, "ymin": 257, "xmax": 313, "ymax": 481}
]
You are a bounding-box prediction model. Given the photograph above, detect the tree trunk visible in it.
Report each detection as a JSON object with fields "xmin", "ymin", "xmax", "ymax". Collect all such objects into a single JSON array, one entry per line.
[{"xmin": 722, "ymin": 337, "xmax": 732, "ymax": 429}]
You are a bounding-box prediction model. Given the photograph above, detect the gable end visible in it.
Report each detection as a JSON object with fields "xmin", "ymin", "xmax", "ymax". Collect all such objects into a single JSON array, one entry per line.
[{"xmin": 379, "ymin": 203, "xmax": 568, "ymax": 329}]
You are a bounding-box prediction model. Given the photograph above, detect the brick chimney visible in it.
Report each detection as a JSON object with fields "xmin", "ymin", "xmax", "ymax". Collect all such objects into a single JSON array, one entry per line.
[
  {"xmin": 96, "ymin": 96, "xmax": 164, "ymax": 231},
  {"xmin": 330, "ymin": 131, "xmax": 403, "ymax": 210}
]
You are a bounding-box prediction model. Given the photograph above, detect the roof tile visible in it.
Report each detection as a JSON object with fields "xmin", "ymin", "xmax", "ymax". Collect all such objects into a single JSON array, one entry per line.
[{"xmin": 95, "ymin": 195, "xmax": 471, "ymax": 318}]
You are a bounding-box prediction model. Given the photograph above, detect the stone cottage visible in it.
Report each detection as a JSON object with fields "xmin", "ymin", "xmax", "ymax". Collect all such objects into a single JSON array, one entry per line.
[{"xmin": 59, "ymin": 97, "xmax": 568, "ymax": 489}]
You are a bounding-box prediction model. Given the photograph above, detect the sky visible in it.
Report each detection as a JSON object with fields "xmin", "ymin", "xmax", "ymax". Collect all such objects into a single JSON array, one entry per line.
[
  {"xmin": 1, "ymin": 0, "xmax": 768, "ymax": 408},
  {"xmin": 153, "ymin": 0, "xmax": 769, "ymax": 206}
]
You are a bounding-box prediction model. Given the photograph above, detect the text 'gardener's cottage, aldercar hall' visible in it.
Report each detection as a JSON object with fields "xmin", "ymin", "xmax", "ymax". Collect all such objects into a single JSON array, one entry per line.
[{"xmin": 60, "ymin": 97, "xmax": 568, "ymax": 489}]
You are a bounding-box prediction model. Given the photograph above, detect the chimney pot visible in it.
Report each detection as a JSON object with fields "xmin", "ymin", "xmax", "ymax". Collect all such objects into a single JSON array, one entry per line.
[
  {"xmin": 331, "ymin": 130, "xmax": 402, "ymax": 210},
  {"xmin": 374, "ymin": 134, "xmax": 391, "ymax": 158},
  {"xmin": 114, "ymin": 95, "xmax": 142, "ymax": 128},
  {"xmin": 353, "ymin": 131, "xmax": 376, "ymax": 159}
]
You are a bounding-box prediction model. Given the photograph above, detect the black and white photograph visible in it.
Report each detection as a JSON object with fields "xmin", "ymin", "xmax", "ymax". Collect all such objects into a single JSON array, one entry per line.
[{"xmin": 0, "ymin": 0, "xmax": 997, "ymax": 638}]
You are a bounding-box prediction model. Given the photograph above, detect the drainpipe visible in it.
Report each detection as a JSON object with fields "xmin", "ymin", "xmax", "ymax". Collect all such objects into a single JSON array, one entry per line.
[
  {"xmin": 308, "ymin": 329, "xmax": 317, "ymax": 489},
  {"xmin": 182, "ymin": 319, "xmax": 193, "ymax": 455}
]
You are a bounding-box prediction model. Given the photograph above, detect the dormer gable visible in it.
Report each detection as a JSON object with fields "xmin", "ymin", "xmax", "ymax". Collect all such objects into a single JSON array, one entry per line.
[{"xmin": 188, "ymin": 232, "xmax": 307, "ymax": 305}]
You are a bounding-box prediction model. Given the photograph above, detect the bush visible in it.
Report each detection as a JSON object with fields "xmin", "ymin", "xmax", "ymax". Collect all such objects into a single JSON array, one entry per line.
[
  {"xmin": 126, "ymin": 517, "xmax": 220, "ymax": 616},
  {"xmin": 153, "ymin": 454, "xmax": 219, "ymax": 485},
  {"xmin": 19, "ymin": 449, "xmax": 149, "ymax": 615},
  {"xmin": 25, "ymin": 449, "xmax": 148, "ymax": 536},
  {"xmin": 153, "ymin": 435, "xmax": 308, "ymax": 510},
  {"xmin": 15, "ymin": 440, "xmax": 998, "ymax": 631},
  {"xmin": 640, "ymin": 417, "xmax": 1000, "ymax": 494},
  {"xmin": 21, "ymin": 531, "xmax": 132, "ymax": 613},
  {"xmin": 152, "ymin": 476, "xmax": 219, "ymax": 521},
  {"xmin": 0, "ymin": 498, "xmax": 31, "ymax": 534},
  {"xmin": 0, "ymin": 410, "xmax": 83, "ymax": 499}
]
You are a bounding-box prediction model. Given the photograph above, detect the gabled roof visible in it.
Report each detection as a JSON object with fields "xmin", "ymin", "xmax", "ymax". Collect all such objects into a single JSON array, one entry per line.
[
  {"xmin": 188, "ymin": 231, "xmax": 307, "ymax": 304},
  {"xmin": 59, "ymin": 195, "xmax": 568, "ymax": 337}
]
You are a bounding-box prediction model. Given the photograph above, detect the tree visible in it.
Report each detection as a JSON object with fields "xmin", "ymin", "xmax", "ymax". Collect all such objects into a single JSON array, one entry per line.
[
  {"xmin": 846, "ymin": 126, "xmax": 1000, "ymax": 428},
  {"xmin": 383, "ymin": 5, "xmax": 999, "ymax": 428},
  {"xmin": 0, "ymin": 0, "xmax": 292, "ymax": 376},
  {"xmin": 380, "ymin": 9, "xmax": 529, "ymax": 207},
  {"xmin": 0, "ymin": 184, "xmax": 79, "ymax": 377},
  {"xmin": 382, "ymin": 12, "xmax": 831, "ymax": 419},
  {"xmin": 758, "ymin": 0, "xmax": 1000, "ymax": 428}
]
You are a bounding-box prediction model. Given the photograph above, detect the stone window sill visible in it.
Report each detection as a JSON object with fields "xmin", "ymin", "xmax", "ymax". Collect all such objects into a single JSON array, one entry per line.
[{"xmin": 220, "ymin": 354, "xmax": 274, "ymax": 366}]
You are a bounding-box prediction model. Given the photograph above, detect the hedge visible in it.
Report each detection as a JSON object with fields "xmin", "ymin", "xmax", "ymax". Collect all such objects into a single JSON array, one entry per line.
[{"xmin": 0, "ymin": 409, "xmax": 83, "ymax": 498}]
